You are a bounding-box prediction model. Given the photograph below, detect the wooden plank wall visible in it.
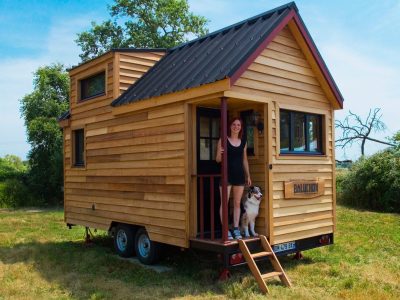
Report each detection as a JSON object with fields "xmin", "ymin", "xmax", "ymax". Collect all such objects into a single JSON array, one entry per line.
[
  {"xmin": 65, "ymin": 51, "xmax": 189, "ymax": 248},
  {"xmin": 118, "ymin": 52, "xmax": 165, "ymax": 95},
  {"xmin": 231, "ymin": 26, "xmax": 334, "ymax": 244}
]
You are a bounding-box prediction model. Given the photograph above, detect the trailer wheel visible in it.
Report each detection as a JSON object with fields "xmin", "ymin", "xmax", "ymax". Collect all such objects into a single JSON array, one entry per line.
[
  {"xmin": 135, "ymin": 228, "xmax": 162, "ymax": 265},
  {"xmin": 113, "ymin": 224, "xmax": 135, "ymax": 257}
]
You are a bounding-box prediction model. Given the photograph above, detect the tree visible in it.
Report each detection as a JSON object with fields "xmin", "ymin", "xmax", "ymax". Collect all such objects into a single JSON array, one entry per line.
[
  {"xmin": 20, "ymin": 64, "xmax": 69, "ymax": 205},
  {"xmin": 0, "ymin": 155, "xmax": 27, "ymax": 182},
  {"xmin": 335, "ymin": 108, "xmax": 396, "ymax": 156},
  {"xmin": 76, "ymin": 0, "xmax": 209, "ymax": 61}
]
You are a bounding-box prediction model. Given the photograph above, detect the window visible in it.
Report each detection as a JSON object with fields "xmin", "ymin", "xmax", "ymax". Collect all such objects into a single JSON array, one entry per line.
[
  {"xmin": 73, "ymin": 129, "xmax": 85, "ymax": 166},
  {"xmin": 280, "ymin": 109, "xmax": 323, "ymax": 154},
  {"xmin": 80, "ymin": 71, "xmax": 105, "ymax": 100},
  {"xmin": 199, "ymin": 116, "xmax": 220, "ymax": 161},
  {"xmin": 240, "ymin": 110, "xmax": 255, "ymax": 156}
]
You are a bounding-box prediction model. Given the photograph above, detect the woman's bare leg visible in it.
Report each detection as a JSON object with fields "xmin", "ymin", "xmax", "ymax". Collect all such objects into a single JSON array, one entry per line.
[{"xmin": 232, "ymin": 185, "xmax": 244, "ymax": 228}]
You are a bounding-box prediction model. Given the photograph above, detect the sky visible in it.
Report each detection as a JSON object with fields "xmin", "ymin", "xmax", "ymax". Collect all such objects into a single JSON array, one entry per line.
[{"xmin": 0, "ymin": 0, "xmax": 399, "ymax": 161}]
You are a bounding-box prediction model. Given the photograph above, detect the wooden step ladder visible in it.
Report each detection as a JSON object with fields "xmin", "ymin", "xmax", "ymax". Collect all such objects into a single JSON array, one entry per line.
[{"xmin": 238, "ymin": 235, "xmax": 292, "ymax": 294}]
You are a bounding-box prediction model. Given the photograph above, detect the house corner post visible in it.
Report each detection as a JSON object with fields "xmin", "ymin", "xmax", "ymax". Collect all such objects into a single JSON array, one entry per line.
[{"xmin": 220, "ymin": 97, "xmax": 229, "ymax": 242}]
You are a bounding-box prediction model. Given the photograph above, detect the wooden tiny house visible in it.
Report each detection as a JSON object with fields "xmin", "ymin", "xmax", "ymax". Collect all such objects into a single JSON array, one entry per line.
[{"xmin": 60, "ymin": 2, "xmax": 343, "ymax": 267}]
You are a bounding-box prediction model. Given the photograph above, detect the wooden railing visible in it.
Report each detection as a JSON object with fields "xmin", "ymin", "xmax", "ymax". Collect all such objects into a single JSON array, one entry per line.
[{"xmin": 197, "ymin": 174, "xmax": 220, "ymax": 240}]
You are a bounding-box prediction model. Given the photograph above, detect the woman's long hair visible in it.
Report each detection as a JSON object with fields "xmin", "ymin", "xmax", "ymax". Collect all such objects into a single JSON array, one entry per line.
[{"xmin": 227, "ymin": 117, "xmax": 243, "ymax": 139}]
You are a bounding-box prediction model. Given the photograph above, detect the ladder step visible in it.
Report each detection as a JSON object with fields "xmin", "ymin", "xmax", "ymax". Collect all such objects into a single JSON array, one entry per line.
[
  {"xmin": 251, "ymin": 251, "xmax": 273, "ymax": 259},
  {"xmin": 261, "ymin": 271, "xmax": 283, "ymax": 280}
]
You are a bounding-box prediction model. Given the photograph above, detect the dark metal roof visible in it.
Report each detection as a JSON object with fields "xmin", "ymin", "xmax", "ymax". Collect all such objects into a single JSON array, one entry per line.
[
  {"xmin": 68, "ymin": 48, "xmax": 167, "ymax": 72},
  {"xmin": 58, "ymin": 110, "xmax": 70, "ymax": 121},
  {"xmin": 112, "ymin": 2, "xmax": 297, "ymax": 106}
]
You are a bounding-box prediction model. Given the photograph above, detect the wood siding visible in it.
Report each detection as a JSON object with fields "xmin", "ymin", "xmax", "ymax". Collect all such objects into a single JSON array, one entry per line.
[
  {"xmin": 231, "ymin": 26, "xmax": 335, "ymax": 244},
  {"xmin": 64, "ymin": 51, "xmax": 189, "ymax": 248},
  {"xmin": 118, "ymin": 52, "xmax": 165, "ymax": 95}
]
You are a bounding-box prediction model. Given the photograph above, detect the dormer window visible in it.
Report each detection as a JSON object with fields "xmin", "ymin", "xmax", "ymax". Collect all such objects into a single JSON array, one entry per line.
[{"xmin": 80, "ymin": 71, "xmax": 105, "ymax": 101}]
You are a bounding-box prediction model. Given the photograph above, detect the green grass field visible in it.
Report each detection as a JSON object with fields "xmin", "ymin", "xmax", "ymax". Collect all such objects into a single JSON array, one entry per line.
[{"xmin": 0, "ymin": 206, "xmax": 399, "ymax": 299}]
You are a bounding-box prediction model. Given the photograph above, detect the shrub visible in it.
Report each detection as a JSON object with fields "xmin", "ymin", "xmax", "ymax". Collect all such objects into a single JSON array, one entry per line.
[
  {"xmin": 0, "ymin": 178, "xmax": 36, "ymax": 208},
  {"xmin": 337, "ymin": 148, "xmax": 400, "ymax": 213}
]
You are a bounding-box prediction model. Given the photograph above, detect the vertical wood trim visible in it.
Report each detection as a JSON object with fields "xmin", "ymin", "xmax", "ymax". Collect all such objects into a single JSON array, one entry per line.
[
  {"xmin": 275, "ymin": 102, "xmax": 281, "ymax": 160},
  {"xmin": 63, "ymin": 129, "xmax": 67, "ymax": 222},
  {"xmin": 113, "ymin": 53, "xmax": 120, "ymax": 99},
  {"xmin": 82, "ymin": 125, "xmax": 87, "ymax": 169},
  {"xmin": 324, "ymin": 112, "xmax": 330, "ymax": 156},
  {"xmin": 331, "ymin": 110, "xmax": 337, "ymax": 232},
  {"xmin": 190, "ymin": 104, "xmax": 197, "ymax": 238},
  {"xmin": 70, "ymin": 129, "xmax": 74, "ymax": 168},
  {"xmin": 267, "ymin": 102, "xmax": 274, "ymax": 244},
  {"xmin": 184, "ymin": 103, "xmax": 191, "ymax": 247},
  {"xmin": 220, "ymin": 97, "xmax": 229, "ymax": 242}
]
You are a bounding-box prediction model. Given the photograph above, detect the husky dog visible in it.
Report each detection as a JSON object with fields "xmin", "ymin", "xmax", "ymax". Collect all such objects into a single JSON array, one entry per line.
[{"xmin": 241, "ymin": 186, "xmax": 262, "ymax": 238}]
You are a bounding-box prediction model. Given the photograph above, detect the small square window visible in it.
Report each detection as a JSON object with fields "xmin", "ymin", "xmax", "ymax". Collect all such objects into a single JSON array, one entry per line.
[
  {"xmin": 73, "ymin": 129, "xmax": 85, "ymax": 167},
  {"xmin": 80, "ymin": 72, "xmax": 105, "ymax": 101}
]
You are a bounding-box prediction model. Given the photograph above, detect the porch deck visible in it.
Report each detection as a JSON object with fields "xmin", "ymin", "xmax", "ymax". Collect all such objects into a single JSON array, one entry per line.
[{"xmin": 190, "ymin": 236, "xmax": 262, "ymax": 254}]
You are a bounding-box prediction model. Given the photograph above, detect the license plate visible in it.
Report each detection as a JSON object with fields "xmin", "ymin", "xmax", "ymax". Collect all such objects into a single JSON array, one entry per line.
[{"xmin": 273, "ymin": 241, "xmax": 296, "ymax": 253}]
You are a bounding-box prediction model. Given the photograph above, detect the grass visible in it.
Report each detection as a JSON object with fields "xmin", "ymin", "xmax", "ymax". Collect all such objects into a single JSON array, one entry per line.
[{"xmin": 0, "ymin": 206, "xmax": 399, "ymax": 299}]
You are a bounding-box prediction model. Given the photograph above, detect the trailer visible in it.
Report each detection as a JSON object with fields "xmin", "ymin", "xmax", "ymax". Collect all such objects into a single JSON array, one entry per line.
[{"xmin": 59, "ymin": 2, "xmax": 343, "ymax": 291}]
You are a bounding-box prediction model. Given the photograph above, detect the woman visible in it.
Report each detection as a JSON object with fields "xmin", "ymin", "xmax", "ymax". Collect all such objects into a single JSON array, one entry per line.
[{"xmin": 216, "ymin": 117, "xmax": 251, "ymax": 240}]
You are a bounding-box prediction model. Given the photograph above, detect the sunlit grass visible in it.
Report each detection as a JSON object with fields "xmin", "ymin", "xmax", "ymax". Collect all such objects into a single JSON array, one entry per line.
[{"xmin": 0, "ymin": 206, "xmax": 399, "ymax": 299}]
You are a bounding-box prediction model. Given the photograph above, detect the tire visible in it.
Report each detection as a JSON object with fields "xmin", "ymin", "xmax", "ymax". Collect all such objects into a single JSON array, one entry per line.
[
  {"xmin": 135, "ymin": 228, "xmax": 162, "ymax": 265},
  {"xmin": 113, "ymin": 224, "xmax": 135, "ymax": 258}
]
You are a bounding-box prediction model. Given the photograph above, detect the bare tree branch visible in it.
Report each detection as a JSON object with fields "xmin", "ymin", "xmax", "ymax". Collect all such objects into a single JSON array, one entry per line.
[{"xmin": 335, "ymin": 108, "xmax": 393, "ymax": 156}]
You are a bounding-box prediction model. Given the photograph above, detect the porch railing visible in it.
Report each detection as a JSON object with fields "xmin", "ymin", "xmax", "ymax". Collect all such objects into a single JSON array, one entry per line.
[{"xmin": 197, "ymin": 174, "xmax": 220, "ymax": 240}]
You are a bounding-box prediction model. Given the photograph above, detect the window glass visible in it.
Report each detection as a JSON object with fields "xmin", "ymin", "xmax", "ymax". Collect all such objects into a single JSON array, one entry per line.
[
  {"xmin": 80, "ymin": 72, "xmax": 105, "ymax": 100},
  {"xmin": 280, "ymin": 110, "xmax": 290, "ymax": 151},
  {"xmin": 200, "ymin": 117, "xmax": 209, "ymax": 137},
  {"xmin": 212, "ymin": 139, "xmax": 218, "ymax": 160},
  {"xmin": 211, "ymin": 118, "xmax": 220, "ymax": 138},
  {"xmin": 74, "ymin": 129, "xmax": 85, "ymax": 166},
  {"xmin": 308, "ymin": 115, "xmax": 321, "ymax": 152},
  {"xmin": 240, "ymin": 110, "xmax": 255, "ymax": 156},
  {"xmin": 200, "ymin": 138, "xmax": 210, "ymax": 160},
  {"xmin": 293, "ymin": 112, "xmax": 306, "ymax": 151}
]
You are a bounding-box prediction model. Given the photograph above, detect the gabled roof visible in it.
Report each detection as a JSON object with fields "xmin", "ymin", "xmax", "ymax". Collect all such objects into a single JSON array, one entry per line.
[{"xmin": 111, "ymin": 2, "xmax": 343, "ymax": 108}]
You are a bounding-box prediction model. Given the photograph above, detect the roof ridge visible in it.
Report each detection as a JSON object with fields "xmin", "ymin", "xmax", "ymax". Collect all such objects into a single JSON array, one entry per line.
[{"xmin": 169, "ymin": 2, "xmax": 297, "ymax": 52}]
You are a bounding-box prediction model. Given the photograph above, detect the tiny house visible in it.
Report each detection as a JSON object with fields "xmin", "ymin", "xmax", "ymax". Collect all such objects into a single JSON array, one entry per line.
[{"xmin": 60, "ymin": 2, "xmax": 343, "ymax": 268}]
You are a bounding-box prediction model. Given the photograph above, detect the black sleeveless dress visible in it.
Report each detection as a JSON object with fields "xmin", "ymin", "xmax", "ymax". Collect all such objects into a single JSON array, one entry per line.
[{"xmin": 226, "ymin": 138, "xmax": 246, "ymax": 186}]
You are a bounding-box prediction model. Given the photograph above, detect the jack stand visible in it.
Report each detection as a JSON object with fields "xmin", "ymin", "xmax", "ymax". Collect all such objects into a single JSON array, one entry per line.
[
  {"xmin": 293, "ymin": 251, "xmax": 304, "ymax": 260},
  {"xmin": 218, "ymin": 268, "xmax": 231, "ymax": 281},
  {"xmin": 84, "ymin": 227, "xmax": 93, "ymax": 246}
]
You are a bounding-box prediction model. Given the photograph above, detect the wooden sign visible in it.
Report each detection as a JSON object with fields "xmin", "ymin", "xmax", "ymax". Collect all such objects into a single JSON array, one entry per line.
[{"xmin": 284, "ymin": 179, "xmax": 325, "ymax": 199}]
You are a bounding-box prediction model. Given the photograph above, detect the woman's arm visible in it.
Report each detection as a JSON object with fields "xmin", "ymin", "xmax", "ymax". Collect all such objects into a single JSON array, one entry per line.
[
  {"xmin": 243, "ymin": 143, "xmax": 252, "ymax": 186},
  {"xmin": 216, "ymin": 139, "xmax": 222, "ymax": 163}
]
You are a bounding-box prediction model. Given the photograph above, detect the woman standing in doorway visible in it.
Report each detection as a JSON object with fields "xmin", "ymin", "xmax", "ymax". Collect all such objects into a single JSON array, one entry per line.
[{"xmin": 216, "ymin": 117, "xmax": 251, "ymax": 239}]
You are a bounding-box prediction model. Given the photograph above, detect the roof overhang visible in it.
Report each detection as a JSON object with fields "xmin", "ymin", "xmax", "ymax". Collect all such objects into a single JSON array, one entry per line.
[{"xmin": 112, "ymin": 78, "xmax": 231, "ymax": 116}]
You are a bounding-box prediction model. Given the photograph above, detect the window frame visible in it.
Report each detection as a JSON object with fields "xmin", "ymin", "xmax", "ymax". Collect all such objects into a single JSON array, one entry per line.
[
  {"xmin": 78, "ymin": 71, "xmax": 106, "ymax": 102},
  {"xmin": 72, "ymin": 128, "xmax": 85, "ymax": 168},
  {"xmin": 279, "ymin": 109, "xmax": 324, "ymax": 155},
  {"xmin": 240, "ymin": 110, "xmax": 257, "ymax": 157}
]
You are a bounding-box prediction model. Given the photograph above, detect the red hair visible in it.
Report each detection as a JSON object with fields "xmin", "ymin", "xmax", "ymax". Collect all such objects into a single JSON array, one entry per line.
[{"xmin": 227, "ymin": 117, "xmax": 243, "ymax": 139}]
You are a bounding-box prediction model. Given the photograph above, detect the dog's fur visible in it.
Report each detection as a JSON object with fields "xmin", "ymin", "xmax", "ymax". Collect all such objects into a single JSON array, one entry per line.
[{"xmin": 241, "ymin": 186, "xmax": 262, "ymax": 237}]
